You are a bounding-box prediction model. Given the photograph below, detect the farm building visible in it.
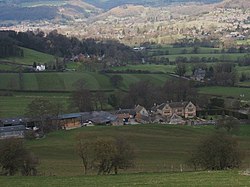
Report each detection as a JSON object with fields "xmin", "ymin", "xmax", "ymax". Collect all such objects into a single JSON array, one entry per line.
[
  {"xmin": 58, "ymin": 111, "xmax": 117, "ymax": 130},
  {"xmin": 0, "ymin": 117, "xmax": 27, "ymax": 139}
]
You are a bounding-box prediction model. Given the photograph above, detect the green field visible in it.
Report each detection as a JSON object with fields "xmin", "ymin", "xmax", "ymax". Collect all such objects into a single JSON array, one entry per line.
[
  {"xmin": 0, "ymin": 72, "xmax": 170, "ymax": 91},
  {"xmin": 148, "ymin": 46, "xmax": 222, "ymax": 55},
  {"xmin": 0, "ymin": 92, "xmax": 70, "ymax": 118},
  {"xmin": 1, "ymin": 170, "xmax": 250, "ymax": 187},
  {"xmin": 21, "ymin": 125, "xmax": 250, "ymax": 177},
  {"xmin": 236, "ymin": 66, "xmax": 250, "ymax": 75},
  {"xmin": 238, "ymin": 81, "xmax": 250, "ymax": 87},
  {"xmin": 159, "ymin": 53, "xmax": 248, "ymax": 62},
  {"xmin": 0, "ymin": 47, "xmax": 55, "ymax": 65},
  {"xmin": 1, "ymin": 125, "xmax": 250, "ymax": 186},
  {"xmin": 199, "ymin": 86, "xmax": 250, "ymax": 100},
  {"xmin": 111, "ymin": 64, "xmax": 176, "ymax": 73}
]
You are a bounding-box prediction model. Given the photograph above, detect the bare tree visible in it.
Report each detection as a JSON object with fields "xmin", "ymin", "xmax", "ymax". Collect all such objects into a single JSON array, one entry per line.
[
  {"xmin": 71, "ymin": 79, "xmax": 93, "ymax": 112},
  {"xmin": 75, "ymin": 134, "xmax": 94, "ymax": 175},
  {"xmin": 93, "ymin": 138, "xmax": 117, "ymax": 175},
  {"xmin": 187, "ymin": 133, "xmax": 242, "ymax": 171},
  {"xmin": 0, "ymin": 138, "xmax": 39, "ymax": 176},
  {"xmin": 112, "ymin": 137, "xmax": 135, "ymax": 174}
]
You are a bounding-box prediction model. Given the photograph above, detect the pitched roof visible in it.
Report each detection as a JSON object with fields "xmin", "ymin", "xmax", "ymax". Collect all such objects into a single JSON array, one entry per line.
[
  {"xmin": 115, "ymin": 109, "xmax": 136, "ymax": 115},
  {"xmin": 0, "ymin": 117, "xmax": 26, "ymax": 126},
  {"xmin": 169, "ymin": 102, "xmax": 188, "ymax": 108},
  {"xmin": 0, "ymin": 125, "xmax": 26, "ymax": 133},
  {"xmin": 58, "ymin": 113, "xmax": 83, "ymax": 120},
  {"xmin": 58, "ymin": 111, "xmax": 117, "ymax": 123},
  {"xmin": 157, "ymin": 103, "xmax": 166, "ymax": 110},
  {"xmin": 135, "ymin": 105, "xmax": 145, "ymax": 113}
]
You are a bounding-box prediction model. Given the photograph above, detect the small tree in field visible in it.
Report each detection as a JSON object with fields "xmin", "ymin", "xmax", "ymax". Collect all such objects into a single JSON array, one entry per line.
[
  {"xmin": 216, "ymin": 116, "xmax": 240, "ymax": 134},
  {"xmin": 93, "ymin": 138, "xmax": 117, "ymax": 175},
  {"xmin": 0, "ymin": 138, "xmax": 39, "ymax": 176},
  {"xmin": 76, "ymin": 136, "xmax": 135, "ymax": 175},
  {"xmin": 175, "ymin": 63, "xmax": 187, "ymax": 76},
  {"xmin": 75, "ymin": 134, "xmax": 94, "ymax": 175},
  {"xmin": 112, "ymin": 137, "xmax": 135, "ymax": 174},
  {"xmin": 188, "ymin": 133, "xmax": 242, "ymax": 171}
]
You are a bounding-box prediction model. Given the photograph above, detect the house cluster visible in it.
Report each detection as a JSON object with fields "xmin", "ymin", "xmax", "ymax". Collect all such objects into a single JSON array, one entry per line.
[
  {"xmin": 191, "ymin": 68, "xmax": 206, "ymax": 82},
  {"xmin": 0, "ymin": 101, "xmax": 200, "ymax": 139},
  {"xmin": 35, "ymin": 64, "xmax": 46, "ymax": 71},
  {"xmin": 58, "ymin": 101, "xmax": 198, "ymax": 129}
]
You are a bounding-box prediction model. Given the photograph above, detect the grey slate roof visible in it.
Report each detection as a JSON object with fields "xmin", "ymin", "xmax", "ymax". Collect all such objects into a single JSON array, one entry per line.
[
  {"xmin": 169, "ymin": 102, "xmax": 188, "ymax": 108},
  {"xmin": 0, "ymin": 125, "xmax": 25, "ymax": 133},
  {"xmin": 0, "ymin": 117, "xmax": 26, "ymax": 126},
  {"xmin": 58, "ymin": 111, "xmax": 117, "ymax": 124},
  {"xmin": 115, "ymin": 109, "xmax": 136, "ymax": 116}
]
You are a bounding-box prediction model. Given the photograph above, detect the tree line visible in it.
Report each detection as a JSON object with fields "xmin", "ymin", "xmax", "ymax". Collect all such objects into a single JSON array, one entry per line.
[
  {"xmin": 0, "ymin": 34, "xmax": 23, "ymax": 58},
  {"xmin": 0, "ymin": 30, "xmax": 141, "ymax": 65}
]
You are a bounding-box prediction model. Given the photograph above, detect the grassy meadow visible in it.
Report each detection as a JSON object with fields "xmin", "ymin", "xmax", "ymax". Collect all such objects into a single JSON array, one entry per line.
[
  {"xmin": 148, "ymin": 46, "xmax": 222, "ymax": 55},
  {"xmin": 1, "ymin": 125, "xmax": 250, "ymax": 186},
  {"xmin": 199, "ymin": 86, "xmax": 250, "ymax": 100},
  {"xmin": 22, "ymin": 125, "xmax": 250, "ymax": 177},
  {"xmin": 0, "ymin": 92, "xmax": 70, "ymax": 118},
  {"xmin": 1, "ymin": 170, "xmax": 250, "ymax": 187},
  {"xmin": 160, "ymin": 53, "xmax": 247, "ymax": 62},
  {"xmin": 111, "ymin": 64, "xmax": 176, "ymax": 73},
  {"xmin": 1, "ymin": 47, "xmax": 55, "ymax": 65},
  {"xmin": 0, "ymin": 72, "xmax": 170, "ymax": 91}
]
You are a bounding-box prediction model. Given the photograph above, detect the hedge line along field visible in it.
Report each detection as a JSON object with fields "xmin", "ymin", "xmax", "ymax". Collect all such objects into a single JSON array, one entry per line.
[
  {"xmin": 147, "ymin": 46, "xmax": 222, "ymax": 55},
  {"xmin": 22, "ymin": 125, "xmax": 250, "ymax": 177},
  {"xmin": 0, "ymin": 72, "xmax": 170, "ymax": 91},
  {"xmin": 158, "ymin": 53, "xmax": 248, "ymax": 62},
  {"xmin": 1, "ymin": 170, "xmax": 250, "ymax": 187}
]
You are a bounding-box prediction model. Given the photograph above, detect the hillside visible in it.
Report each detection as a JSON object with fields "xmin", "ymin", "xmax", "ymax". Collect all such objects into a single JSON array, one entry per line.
[
  {"xmin": 18, "ymin": 125, "xmax": 250, "ymax": 176},
  {"xmin": 217, "ymin": 0, "xmax": 250, "ymax": 9},
  {"xmin": 0, "ymin": 0, "xmax": 101, "ymax": 22},
  {"xmin": 84, "ymin": 0, "xmax": 223, "ymax": 9}
]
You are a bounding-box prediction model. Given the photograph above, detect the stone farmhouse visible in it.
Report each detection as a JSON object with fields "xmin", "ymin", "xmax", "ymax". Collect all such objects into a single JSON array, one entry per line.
[{"xmin": 152, "ymin": 101, "xmax": 196, "ymax": 119}]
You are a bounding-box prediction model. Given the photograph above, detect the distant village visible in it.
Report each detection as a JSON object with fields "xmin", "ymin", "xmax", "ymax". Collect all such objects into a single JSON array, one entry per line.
[{"xmin": 0, "ymin": 101, "xmax": 219, "ymax": 139}]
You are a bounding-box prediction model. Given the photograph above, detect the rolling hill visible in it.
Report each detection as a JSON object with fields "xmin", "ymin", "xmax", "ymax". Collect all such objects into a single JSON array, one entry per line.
[
  {"xmin": 84, "ymin": 0, "xmax": 223, "ymax": 9},
  {"xmin": 0, "ymin": 0, "xmax": 101, "ymax": 22}
]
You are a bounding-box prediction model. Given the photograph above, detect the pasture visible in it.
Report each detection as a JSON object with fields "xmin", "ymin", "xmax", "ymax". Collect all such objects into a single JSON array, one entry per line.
[
  {"xmin": 0, "ymin": 47, "xmax": 55, "ymax": 65},
  {"xmin": 199, "ymin": 86, "xmax": 250, "ymax": 100},
  {"xmin": 158, "ymin": 53, "xmax": 248, "ymax": 62},
  {"xmin": 0, "ymin": 92, "xmax": 70, "ymax": 118},
  {"xmin": 148, "ymin": 46, "xmax": 222, "ymax": 55},
  {"xmin": 111, "ymin": 64, "xmax": 176, "ymax": 73},
  {"xmin": 0, "ymin": 72, "xmax": 170, "ymax": 92},
  {"xmin": 1, "ymin": 170, "xmax": 250, "ymax": 187},
  {"xmin": 23, "ymin": 125, "xmax": 250, "ymax": 176}
]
